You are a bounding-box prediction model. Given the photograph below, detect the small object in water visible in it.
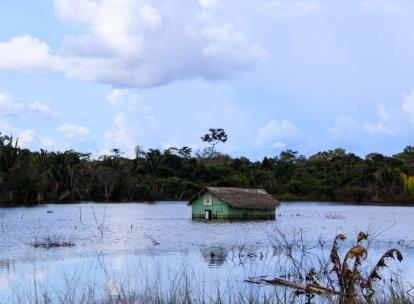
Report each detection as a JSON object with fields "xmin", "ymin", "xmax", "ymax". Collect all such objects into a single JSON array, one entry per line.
[
  {"xmin": 210, "ymin": 252, "xmax": 216, "ymax": 258},
  {"xmin": 47, "ymin": 210, "xmax": 54, "ymax": 214},
  {"xmin": 398, "ymin": 239, "xmax": 405, "ymax": 245}
]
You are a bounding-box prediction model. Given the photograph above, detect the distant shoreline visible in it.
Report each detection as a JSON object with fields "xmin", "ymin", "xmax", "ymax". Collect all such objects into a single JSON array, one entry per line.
[
  {"xmin": 0, "ymin": 136, "xmax": 413, "ymax": 208},
  {"xmin": 3, "ymin": 199, "xmax": 414, "ymax": 208}
]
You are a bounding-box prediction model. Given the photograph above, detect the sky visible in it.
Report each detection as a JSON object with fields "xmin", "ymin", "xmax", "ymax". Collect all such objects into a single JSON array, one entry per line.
[{"xmin": 1, "ymin": 0, "xmax": 414, "ymax": 160}]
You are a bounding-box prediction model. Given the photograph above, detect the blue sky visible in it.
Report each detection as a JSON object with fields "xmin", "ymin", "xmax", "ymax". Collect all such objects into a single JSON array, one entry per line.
[{"xmin": 1, "ymin": 0, "xmax": 414, "ymax": 159}]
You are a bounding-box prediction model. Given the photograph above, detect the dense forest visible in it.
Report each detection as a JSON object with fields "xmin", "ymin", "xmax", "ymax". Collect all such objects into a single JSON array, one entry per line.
[{"xmin": 1, "ymin": 129, "xmax": 414, "ymax": 206}]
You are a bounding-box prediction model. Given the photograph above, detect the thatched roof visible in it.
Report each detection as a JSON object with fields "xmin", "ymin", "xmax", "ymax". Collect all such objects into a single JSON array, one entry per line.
[{"xmin": 189, "ymin": 187, "xmax": 280, "ymax": 210}]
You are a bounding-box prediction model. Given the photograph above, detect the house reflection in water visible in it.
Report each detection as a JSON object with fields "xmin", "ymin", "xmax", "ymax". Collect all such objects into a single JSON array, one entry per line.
[{"xmin": 200, "ymin": 246, "xmax": 227, "ymax": 268}]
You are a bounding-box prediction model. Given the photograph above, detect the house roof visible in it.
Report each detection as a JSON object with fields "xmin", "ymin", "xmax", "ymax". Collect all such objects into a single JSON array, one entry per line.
[{"xmin": 189, "ymin": 187, "xmax": 280, "ymax": 210}]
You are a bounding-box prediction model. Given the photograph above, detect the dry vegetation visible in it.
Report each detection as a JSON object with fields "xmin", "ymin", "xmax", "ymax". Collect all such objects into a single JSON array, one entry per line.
[
  {"xmin": 31, "ymin": 237, "xmax": 75, "ymax": 249},
  {"xmin": 247, "ymin": 230, "xmax": 406, "ymax": 304},
  {"xmin": 6, "ymin": 223, "xmax": 413, "ymax": 303}
]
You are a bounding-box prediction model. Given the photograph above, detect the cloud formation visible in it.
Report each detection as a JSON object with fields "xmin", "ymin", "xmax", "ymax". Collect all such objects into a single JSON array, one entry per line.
[
  {"xmin": 29, "ymin": 101, "xmax": 58, "ymax": 118},
  {"xmin": 57, "ymin": 0, "xmax": 268, "ymax": 87},
  {"xmin": 364, "ymin": 104, "xmax": 397, "ymax": 136},
  {"xmin": 0, "ymin": 0, "xmax": 268, "ymax": 88},
  {"xmin": 256, "ymin": 120, "xmax": 299, "ymax": 149},
  {"xmin": 18, "ymin": 130, "xmax": 36, "ymax": 148},
  {"xmin": 329, "ymin": 115, "xmax": 360, "ymax": 139},
  {"xmin": 0, "ymin": 93, "xmax": 24, "ymax": 117},
  {"xmin": 58, "ymin": 122, "xmax": 91, "ymax": 139},
  {"xmin": 0, "ymin": 36, "xmax": 58, "ymax": 71},
  {"xmin": 264, "ymin": 0, "xmax": 326, "ymax": 19},
  {"xmin": 357, "ymin": 0, "xmax": 401, "ymax": 12},
  {"xmin": 199, "ymin": 0, "xmax": 221, "ymax": 9},
  {"xmin": 103, "ymin": 90, "xmax": 157, "ymax": 155},
  {"xmin": 0, "ymin": 92, "xmax": 57, "ymax": 119},
  {"xmin": 108, "ymin": 89, "xmax": 140, "ymax": 109},
  {"xmin": 403, "ymin": 90, "xmax": 414, "ymax": 125}
]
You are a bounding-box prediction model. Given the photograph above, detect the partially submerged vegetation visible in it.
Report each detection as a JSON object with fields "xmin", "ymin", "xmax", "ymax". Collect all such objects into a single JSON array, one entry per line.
[
  {"xmin": 10, "ymin": 230, "xmax": 413, "ymax": 304},
  {"xmin": 10, "ymin": 278, "xmax": 414, "ymax": 304},
  {"xmin": 0, "ymin": 130, "xmax": 414, "ymax": 205},
  {"xmin": 31, "ymin": 237, "xmax": 75, "ymax": 249},
  {"xmin": 247, "ymin": 231, "xmax": 404, "ymax": 303}
]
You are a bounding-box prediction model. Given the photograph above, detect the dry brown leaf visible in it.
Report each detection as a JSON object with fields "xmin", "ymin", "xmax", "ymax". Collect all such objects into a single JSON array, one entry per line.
[
  {"xmin": 336, "ymin": 234, "xmax": 347, "ymax": 241},
  {"xmin": 376, "ymin": 259, "xmax": 387, "ymax": 268},
  {"xmin": 345, "ymin": 245, "xmax": 368, "ymax": 261},
  {"xmin": 357, "ymin": 232, "xmax": 368, "ymax": 242},
  {"xmin": 383, "ymin": 249, "xmax": 403, "ymax": 262},
  {"xmin": 370, "ymin": 270, "xmax": 382, "ymax": 281}
]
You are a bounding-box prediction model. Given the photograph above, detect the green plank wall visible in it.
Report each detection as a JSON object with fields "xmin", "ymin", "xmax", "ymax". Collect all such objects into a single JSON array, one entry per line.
[{"xmin": 191, "ymin": 193, "xmax": 275, "ymax": 220}]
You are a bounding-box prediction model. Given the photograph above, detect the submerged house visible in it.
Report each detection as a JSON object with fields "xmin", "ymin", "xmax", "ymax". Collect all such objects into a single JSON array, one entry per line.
[{"xmin": 189, "ymin": 187, "xmax": 279, "ymax": 220}]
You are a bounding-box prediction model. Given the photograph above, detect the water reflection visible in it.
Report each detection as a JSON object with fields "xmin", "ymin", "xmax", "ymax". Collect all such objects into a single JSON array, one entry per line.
[
  {"xmin": 0, "ymin": 201, "xmax": 412, "ymax": 301},
  {"xmin": 0, "ymin": 259, "xmax": 14, "ymax": 273},
  {"xmin": 200, "ymin": 246, "xmax": 227, "ymax": 267}
]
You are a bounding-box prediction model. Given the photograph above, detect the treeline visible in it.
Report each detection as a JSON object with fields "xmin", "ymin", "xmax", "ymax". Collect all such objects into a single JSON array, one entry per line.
[{"xmin": 1, "ymin": 133, "xmax": 414, "ymax": 205}]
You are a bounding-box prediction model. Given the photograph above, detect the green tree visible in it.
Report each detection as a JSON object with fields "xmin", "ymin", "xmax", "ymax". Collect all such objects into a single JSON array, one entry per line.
[{"xmin": 201, "ymin": 128, "xmax": 228, "ymax": 158}]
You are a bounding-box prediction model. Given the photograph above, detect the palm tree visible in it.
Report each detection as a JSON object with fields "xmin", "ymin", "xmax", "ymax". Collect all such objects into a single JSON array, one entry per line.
[{"xmin": 0, "ymin": 135, "xmax": 26, "ymax": 201}]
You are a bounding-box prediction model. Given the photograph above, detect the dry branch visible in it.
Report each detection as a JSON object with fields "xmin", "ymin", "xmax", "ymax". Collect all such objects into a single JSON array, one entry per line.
[{"xmin": 245, "ymin": 277, "xmax": 344, "ymax": 296}]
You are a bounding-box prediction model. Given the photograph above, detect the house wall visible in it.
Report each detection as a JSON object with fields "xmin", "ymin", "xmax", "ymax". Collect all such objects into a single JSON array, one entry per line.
[
  {"xmin": 191, "ymin": 194, "xmax": 229, "ymax": 219},
  {"xmin": 191, "ymin": 192, "xmax": 275, "ymax": 220}
]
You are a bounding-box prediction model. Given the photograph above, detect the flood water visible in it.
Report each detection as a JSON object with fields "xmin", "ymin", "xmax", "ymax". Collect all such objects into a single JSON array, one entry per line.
[{"xmin": 0, "ymin": 201, "xmax": 413, "ymax": 302}]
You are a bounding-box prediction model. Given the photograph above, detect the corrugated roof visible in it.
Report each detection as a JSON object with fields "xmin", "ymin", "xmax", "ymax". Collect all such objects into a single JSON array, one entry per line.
[{"xmin": 189, "ymin": 187, "xmax": 280, "ymax": 210}]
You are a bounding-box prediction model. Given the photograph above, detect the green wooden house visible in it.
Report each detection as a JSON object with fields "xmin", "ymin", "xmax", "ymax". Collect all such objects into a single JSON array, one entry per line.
[{"xmin": 189, "ymin": 187, "xmax": 279, "ymax": 220}]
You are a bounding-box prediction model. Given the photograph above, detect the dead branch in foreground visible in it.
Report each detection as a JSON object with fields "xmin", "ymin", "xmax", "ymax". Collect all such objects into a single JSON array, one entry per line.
[
  {"xmin": 246, "ymin": 231, "xmax": 403, "ymax": 304},
  {"xmin": 245, "ymin": 276, "xmax": 344, "ymax": 296}
]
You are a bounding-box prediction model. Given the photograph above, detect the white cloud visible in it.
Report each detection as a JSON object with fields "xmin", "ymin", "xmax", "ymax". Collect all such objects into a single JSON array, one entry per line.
[
  {"xmin": 199, "ymin": 0, "xmax": 221, "ymax": 9},
  {"xmin": 103, "ymin": 113, "xmax": 136, "ymax": 155},
  {"xmin": 41, "ymin": 138, "xmax": 55, "ymax": 148},
  {"xmin": 403, "ymin": 90, "xmax": 414, "ymax": 125},
  {"xmin": 108, "ymin": 89, "xmax": 139, "ymax": 109},
  {"xmin": 139, "ymin": 4, "xmax": 162, "ymax": 29},
  {"xmin": 329, "ymin": 115, "xmax": 360, "ymax": 139},
  {"xmin": 29, "ymin": 101, "xmax": 58, "ymax": 118},
  {"xmin": 256, "ymin": 120, "xmax": 299, "ymax": 147},
  {"xmin": 0, "ymin": 121, "xmax": 35, "ymax": 148},
  {"xmin": 364, "ymin": 103, "xmax": 397, "ymax": 136},
  {"xmin": 357, "ymin": 0, "xmax": 401, "ymax": 12},
  {"xmin": 0, "ymin": 92, "xmax": 57, "ymax": 119},
  {"xmin": 18, "ymin": 130, "xmax": 36, "ymax": 148},
  {"xmin": 0, "ymin": 36, "xmax": 58, "ymax": 71},
  {"xmin": 264, "ymin": 0, "xmax": 326, "ymax": 19},
  {"xmin": 202, "ymin": 24, "xmax": 269, "ymax": 66},
  {"xmin": 39, "ymin": 138, "xmax": 71, "ymax": 152},
  {"xmin": 271, "ymin": 141, "xmax": 286, "ymax": 149},
  {"xmin": 0, "ymin": 93, "xmax": 24, "ymax": 117},
  {"xmin": 103, "ymin": 93, "xmax": 159, "ymax": 155},
  {"xmin": 0, "ymin": 0, "xmax": 268, "ymax": 88},
  {"xmin": 58, "ymin": 122, "xmax": 90, "ymax": 139},
  {"xmin": 330, "ymin": 104, "xmax": 403, "ymax": 142},
  {"xmin": 0, "ymin": 120, "xmax": 19, "ymax": 137},
  {"xmin": 0, "ymin": 122, "xmax": 49, "ymax": 150}
]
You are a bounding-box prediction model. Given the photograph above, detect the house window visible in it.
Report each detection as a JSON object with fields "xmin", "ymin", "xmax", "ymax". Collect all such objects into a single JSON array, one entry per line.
[{"xmin": 203, "ymin": 194, "xmax": 213, "ymax": 206}]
